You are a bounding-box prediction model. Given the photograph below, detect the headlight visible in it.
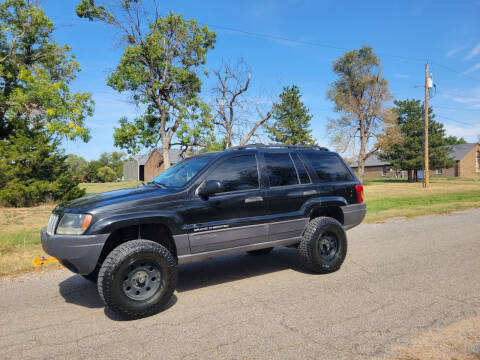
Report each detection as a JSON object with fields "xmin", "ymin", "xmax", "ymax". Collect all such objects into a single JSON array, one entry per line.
[{"xmin": 56, "ymin": 213, "xmax": 92, "ymax": 235}]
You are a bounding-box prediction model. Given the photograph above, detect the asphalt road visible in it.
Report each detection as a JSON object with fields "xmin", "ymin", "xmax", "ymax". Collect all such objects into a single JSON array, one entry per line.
[{"xmin": 1, "ymin": 209, "xmax": 480, "ymax": 360}]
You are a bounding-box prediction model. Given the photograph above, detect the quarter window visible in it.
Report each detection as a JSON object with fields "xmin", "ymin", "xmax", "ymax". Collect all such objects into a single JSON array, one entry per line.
[
  {"xmin": 264, "ymin": 152, "xmax": 300, "ymax": 187},
  {"xmin": 204, "ymin": 155, "xmax": 259, "ymax": 193},
  {"xmin": 303, "ymin": 152, "xmax": 353, "ymax": 182}
]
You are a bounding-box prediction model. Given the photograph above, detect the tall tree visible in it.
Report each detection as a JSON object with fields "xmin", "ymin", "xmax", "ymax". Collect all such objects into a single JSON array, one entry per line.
[
  {"xmin": 66, "ymin": 154, "xmax": 88, "ymax": 180},
  {"xmin": 265, "ymin": 85, "xmax": 315, "ymax": 145},
  {"xmin": 379, "ymin": 99, "xmax": 456, "ymax": 182},
  {"xmin": 212, "ymin": 60, "xmax": 274, "ymax": 148},
  {"xmin": 327, "ymin": 46, "xmax": 397, "ymax": 181},
  {"xmin": 0, "ymin": 0, "xmax": 94, "ymax": 141},
  {"xmin": 76, "ymin": 1, "xmax": 216, "ymax": 169}
]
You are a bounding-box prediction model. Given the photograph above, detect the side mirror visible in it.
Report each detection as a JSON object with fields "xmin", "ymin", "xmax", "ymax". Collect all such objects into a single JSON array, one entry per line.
[{"xmin": 197, "ymin": 180, "xmax": 223, "ymax": 199}]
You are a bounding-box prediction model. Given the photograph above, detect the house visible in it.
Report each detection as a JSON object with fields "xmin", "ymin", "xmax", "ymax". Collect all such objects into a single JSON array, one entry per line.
[
  {"xmin": 350, "ymin": 143, "xmax": 480, "ymax": 179},
  {"xmin": 123, "ymin": 148, "xmax": 185, "ymax": 181}
]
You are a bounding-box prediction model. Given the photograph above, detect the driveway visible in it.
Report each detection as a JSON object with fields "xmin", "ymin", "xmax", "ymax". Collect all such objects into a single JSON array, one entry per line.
[{"xmin": 1, "ymin": 209, "xmax": 479, "ymax": 359}]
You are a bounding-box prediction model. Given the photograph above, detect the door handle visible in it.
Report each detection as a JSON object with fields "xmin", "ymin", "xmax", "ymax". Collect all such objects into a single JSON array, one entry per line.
[{"xmin": 245, "ymin": 196, "xmax": 263, "ymax": 203}]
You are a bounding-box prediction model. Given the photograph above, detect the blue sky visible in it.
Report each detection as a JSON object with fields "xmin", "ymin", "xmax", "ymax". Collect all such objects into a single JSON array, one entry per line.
[{"xmin": 42, "ymin": 0, "xmax": 480, "ymax": 160}]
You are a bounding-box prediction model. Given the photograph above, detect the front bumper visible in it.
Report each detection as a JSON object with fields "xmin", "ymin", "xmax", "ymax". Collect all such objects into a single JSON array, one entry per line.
[
  {"xmin": 342, "ymin": 203, "xmax": 367, "ymax": 230},
  {"xmin": 41, "ymin": 228, "xmax": 110, "ymax": 275}
]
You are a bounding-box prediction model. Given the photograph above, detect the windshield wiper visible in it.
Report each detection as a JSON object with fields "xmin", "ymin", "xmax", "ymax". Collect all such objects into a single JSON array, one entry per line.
[{"xmin": 150, "ymin": 181, "xmax": 167, "ymax": 188}]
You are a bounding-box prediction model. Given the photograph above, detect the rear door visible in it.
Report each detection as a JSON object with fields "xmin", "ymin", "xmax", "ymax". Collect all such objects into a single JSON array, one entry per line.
[
  {"xmin": 300, "ymin": 151, "xmax": 357, "ymax": 204},
  {"xmin": 263, "ymin": 151, "xmax": 314, "ymax": 241},
  {"xmin": 185, "ymin": 154, "xmax": 268, "ymax": 253}
]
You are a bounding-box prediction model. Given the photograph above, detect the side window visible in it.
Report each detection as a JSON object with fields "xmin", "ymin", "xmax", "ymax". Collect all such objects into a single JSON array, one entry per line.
[
  {"xmin": 292, "ymin": 153, "xmax": 311, "ymax": 184},
  {"xmin": 264, "ymin": 152, "xmax": 299, "ymax": 187},
  {"xmin": 205, "ymin": 155, "xmax": 259, "ymax": 192},
  {"xmin": 303, "ymin": 152, "xmax": 353, "ymax": 182}
]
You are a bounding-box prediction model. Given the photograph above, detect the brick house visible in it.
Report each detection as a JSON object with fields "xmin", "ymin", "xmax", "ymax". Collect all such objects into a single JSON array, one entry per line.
[
  {"xmin": 123, "ymin": 149, "xmax": 185, "ymax": 181},
  {"xmin": 350, "ymin": 143, "xmax": 480, "ymax": 179}
]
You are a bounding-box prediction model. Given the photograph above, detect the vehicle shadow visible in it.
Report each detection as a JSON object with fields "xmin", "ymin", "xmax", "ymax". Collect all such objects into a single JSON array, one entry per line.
[
  {"xmin": 176, "ymin": 247, "xmax": 310, "ymax": 292},
  {"xmin": 58, "ymin": 247, "xmax": 310, "ymax": 318}
]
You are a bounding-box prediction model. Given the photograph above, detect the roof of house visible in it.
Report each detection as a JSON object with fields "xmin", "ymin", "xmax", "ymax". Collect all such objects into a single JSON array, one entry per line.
[
  {"xmin": 131, "ymin": 148, "xmax": 188, "ymax": 165},
  {"xmin": 350, "ymin": 154, "xmax": 389, "ymax": 168},
  {"xmin": 350, "ymin": 143, "xmax": 478, "ymax": 168},
  {"xmin": 449, "ymin": 143, "xmax": 477, "ymax": 161}
]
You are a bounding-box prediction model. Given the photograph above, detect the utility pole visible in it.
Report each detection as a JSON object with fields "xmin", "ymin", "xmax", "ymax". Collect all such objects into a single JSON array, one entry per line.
[{"xmin": 423, "ymin": 63, "xmax": 430, "ymax": 188}]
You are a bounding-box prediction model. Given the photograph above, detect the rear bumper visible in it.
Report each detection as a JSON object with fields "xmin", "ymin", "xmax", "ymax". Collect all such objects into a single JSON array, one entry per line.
[
  {"xmin": 342, "ymin": 203, "xmax": 367, "ymax": 230},
  {"xmin": 41, "ymin": 228, "xmax": 109, "ymax": 275}
]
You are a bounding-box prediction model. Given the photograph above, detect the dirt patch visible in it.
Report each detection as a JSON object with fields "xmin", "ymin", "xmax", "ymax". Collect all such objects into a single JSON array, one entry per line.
[{"xmin": 389, "ymin": 312, "xmax": 480, "ymax": 360}]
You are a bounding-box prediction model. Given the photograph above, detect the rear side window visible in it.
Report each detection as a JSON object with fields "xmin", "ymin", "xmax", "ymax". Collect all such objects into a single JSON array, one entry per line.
[
  {"xmin": 264, "ymin": 152, "xmax": 299, "ymax": 187},
  {"xmin": 205, "ymin": 155, "xmax": 259, "ymax": 192},
  {"xmin": 303, "ymin": 152, "xmax": 353, "ymax": 182}
]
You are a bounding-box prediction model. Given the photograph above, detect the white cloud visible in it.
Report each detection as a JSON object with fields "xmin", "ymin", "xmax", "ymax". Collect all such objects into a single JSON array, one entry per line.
[
  {"xmin": 446, "ymin": 47, "xmax": 463, "ymax": 57},
  {"xmin": 462, "ymin": 62, "xmax": 480, "ymax": 75},
  {"xmin": 443, "ymin": 123, "xmax": 480, "ymax": 143},
  {"xmin": 442, "ymin": 88, "xmax": 480, "ymax": 108},
  {"xmin": 464, "ymin": 43, "xmax": 480, "ymax": 61}
]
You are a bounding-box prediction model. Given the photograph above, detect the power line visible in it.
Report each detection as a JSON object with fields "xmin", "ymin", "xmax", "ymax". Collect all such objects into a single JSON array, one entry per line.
[
  {"xmin": 431, "ymin": 62, "xmax": 480, "ymax": 83},
  {"xmin": 206, "ymin": 23, "xmax": 425, "ymax": 63},
  {"xmin": 433, "ymin": 105, "xmax": 480, "ymax": 112},
  {"xmin": 435, "ymin": 114, "xmax": 477, "ymax": 126},
  {"xmin": 206, "ymin": 23, "xmax": 480, "ymax": 83}
]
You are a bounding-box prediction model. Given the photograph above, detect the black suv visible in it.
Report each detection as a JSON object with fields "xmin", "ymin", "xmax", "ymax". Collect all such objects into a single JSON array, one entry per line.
[{"xmin": 41, "ymin": 144, "xmax": 366, "ymax": 318}]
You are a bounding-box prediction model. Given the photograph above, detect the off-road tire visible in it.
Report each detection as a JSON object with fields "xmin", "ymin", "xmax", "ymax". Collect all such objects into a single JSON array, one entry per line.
[
  {"xmin": 246, "ymin": 247, "xmax": 274, "ymax": 256},
  {"xmin": 98, "ymin": 239, "xmax": 177, "ymax": 318},
  {"xmin": 298, "ymin": 217, "xmax": 347, "ymax": 273}
]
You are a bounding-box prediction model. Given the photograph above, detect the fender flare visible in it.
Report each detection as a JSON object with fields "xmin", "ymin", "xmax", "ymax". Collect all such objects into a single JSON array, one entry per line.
[{"xmin": 87, "ymin": 211, "xmax": 182, "ymax": 235}]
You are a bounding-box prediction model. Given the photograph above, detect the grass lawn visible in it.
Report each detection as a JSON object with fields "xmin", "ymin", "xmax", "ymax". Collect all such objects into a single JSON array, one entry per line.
[{"xmin": 0, "ymin": 177, "xmax": 479, "ymax": 276}]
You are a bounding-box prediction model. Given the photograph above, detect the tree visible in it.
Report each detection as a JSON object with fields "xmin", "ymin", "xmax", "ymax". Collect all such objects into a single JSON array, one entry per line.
[
  {"xmin": 212, "ymin": 60, "xmax": 274, "ymax": 148},
  {"xmin": 97, "ymin": 152, "xmax": 125, "ymax": 178},
  {"xmin": 0, "ymin": 129, "xmax": 85, "ymax": 206},
  {"xmin": 265, "ymin": 85, "xmax": 315, "ymax": 145},
  {"xmin": 97, "ymin": 166, "xmax": 116, "ymax": 182},
  {"xmin": 327, "ymin": 46, "xmax": 398, "ymax": 181},
  {"xmin": 379, "ymin": 99, "xmax": 456, "ymax": 182},
  {"xmin": 445, "ymin": 135, "xmax": 467, "ymax": 145},
  {"xmin": 66, "ymin": 154, "xmax": 88, "ymax": 180},
  {"xmin": 76, "ymin": 1, "xmax": 216, "ymax": 169},
  {"xmin": 0, "ymin": 0, "xmax": 94, "ymax": 141}
]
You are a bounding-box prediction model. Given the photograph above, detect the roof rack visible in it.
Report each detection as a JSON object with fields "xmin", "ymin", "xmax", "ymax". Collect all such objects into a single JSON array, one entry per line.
[{"xmin": 227, "ymin": 143, "xmax": 329, "ymax": 151}]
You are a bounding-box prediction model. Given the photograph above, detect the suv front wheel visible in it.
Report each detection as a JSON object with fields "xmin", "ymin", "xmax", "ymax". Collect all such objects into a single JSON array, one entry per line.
[
  {"xmin": 298, "ymin": 217, "xmax": 347, "ymax": 273},
  {"xmin": 98, "ymin": 239, "xmax": 177, "ymax": 318}
]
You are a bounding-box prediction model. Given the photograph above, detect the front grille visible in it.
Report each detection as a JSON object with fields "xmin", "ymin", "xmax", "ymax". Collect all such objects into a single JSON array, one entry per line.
[{"xmin": 47, "ymin": 213, "xmax": 60, "ymax": 235}]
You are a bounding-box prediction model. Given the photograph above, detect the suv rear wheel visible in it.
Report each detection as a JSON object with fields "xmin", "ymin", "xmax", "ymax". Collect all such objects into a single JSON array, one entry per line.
[
  {"xmin": 98, "ymin": 239, "xmax": 177, "ymax": 318},
  {"xmin": 298, "ymin": 217, "xmax": 347, "ymax": 273}
]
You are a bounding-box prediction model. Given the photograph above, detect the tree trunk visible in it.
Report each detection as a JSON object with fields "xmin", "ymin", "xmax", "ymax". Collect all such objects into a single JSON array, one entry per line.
[
  {"xmin": 407, "ymin": 169, "xmax": 414, "ymax": 182},
  {"xmin": 414, "ymin": 169, "xmax": 418, "ymax": 182},
  {"xmin": 162, "ymin": 145, "xmax": 170, "ymax": 170},
  {"xmin": 357, "ymin": 132, "xmax": 367, "ymax": 182}
]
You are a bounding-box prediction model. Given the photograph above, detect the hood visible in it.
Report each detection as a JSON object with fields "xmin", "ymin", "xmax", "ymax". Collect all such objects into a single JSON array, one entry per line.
[{"xmin": 58, "ymin": 184, "xmax": 179, "ymax": 213}]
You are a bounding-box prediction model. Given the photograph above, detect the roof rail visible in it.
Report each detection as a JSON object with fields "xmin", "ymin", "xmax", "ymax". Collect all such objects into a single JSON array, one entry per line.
[{"xmin": 227, "ymin": 143, "xmax": 329, "ymax": 151}]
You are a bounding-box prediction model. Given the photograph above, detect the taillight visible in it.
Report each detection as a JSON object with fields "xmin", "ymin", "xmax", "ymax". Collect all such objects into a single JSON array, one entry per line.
[{"xmin": 355, "ymin": 184, "xmax": 364, "ymax": 203}]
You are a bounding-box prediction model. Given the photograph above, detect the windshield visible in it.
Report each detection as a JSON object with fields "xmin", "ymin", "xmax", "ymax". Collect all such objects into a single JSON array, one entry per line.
[{"xmin": 149, "ymin": 155, "xmax": 213, "ymax": 188}]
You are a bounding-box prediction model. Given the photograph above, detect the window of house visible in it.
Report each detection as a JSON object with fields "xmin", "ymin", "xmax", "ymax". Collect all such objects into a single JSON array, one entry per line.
[
  {"xmin": 382, "ymin": 166, "xmax": 387, "ymax": 176},
  {"xmin": 303, "ymin": 152, "xmax": 353, "ymax": 182},
  {"xmin": 436, "ymin": 168, "xmax": 443, "ymax": 175},
  {"xmin": 264, "ymin": 152, "xmax": 300, "ymax": 187},
  {"xmin": 204, "ymin": 155, "xmax": 259, "ymax": 192}
]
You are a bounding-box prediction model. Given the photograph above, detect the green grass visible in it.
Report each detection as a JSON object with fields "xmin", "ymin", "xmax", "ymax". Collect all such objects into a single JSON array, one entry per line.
[
  {"xmin": 80, "ymin": 180, "xmax": 140, "ymax": 194},
  {"xmin": 1, "ymin": 177, "xmax": 479, "ymax": 276}
]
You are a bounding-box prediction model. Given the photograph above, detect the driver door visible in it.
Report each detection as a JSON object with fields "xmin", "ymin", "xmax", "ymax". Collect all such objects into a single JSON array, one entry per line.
[{"xmin": 184, "ymin": 154, "xmax": 268, "ymax": 253}]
